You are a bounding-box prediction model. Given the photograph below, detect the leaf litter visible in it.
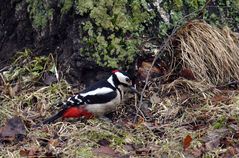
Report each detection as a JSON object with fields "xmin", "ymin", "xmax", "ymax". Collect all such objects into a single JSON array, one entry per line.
[{"xmin": 1, "ymin": 21, "xmax": 239, "ymax": 157}]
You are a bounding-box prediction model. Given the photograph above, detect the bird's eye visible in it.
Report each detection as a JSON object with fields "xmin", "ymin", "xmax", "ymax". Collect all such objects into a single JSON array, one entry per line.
[{"xmin": 126, "ymin": 78, "xmax": 131, "ymax": 83}]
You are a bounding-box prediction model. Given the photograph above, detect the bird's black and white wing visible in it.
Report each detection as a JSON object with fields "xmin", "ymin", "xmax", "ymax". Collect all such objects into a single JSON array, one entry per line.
[{"xmin": 62, "ymin": 80, "xmax": 118, "ymax": 108}]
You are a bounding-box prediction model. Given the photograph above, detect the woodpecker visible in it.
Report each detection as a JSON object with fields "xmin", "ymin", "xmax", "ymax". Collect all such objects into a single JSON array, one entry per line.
[{"xmin": 43, "ymin": 70, "xmax": 139, "ymax": 124}]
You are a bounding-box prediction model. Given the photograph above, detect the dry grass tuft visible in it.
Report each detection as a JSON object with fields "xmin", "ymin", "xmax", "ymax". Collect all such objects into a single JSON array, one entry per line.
[
  {"xmin": 172, "ymin": 20, "xmax": 239, "ymax": 85},
  {"xmin": 160, "ymin": 78, "xmax": 217, "ymax": 99}
]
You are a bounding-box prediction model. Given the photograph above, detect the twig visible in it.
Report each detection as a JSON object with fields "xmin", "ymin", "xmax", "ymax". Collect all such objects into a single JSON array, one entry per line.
[
  {"xmin": 0, "ymin": 73, "xmax": 7, "ymax": 85},
  {"xmin": 134, "ymin": 27, "xmax": 179, "ymax": 123},
  {"xmin": 0, "ymin": 66, "xmax": 10, "ymax": 73},
  {"xmin": 134, "ymin": 0, "xmax": 212, "ymax": 123}
]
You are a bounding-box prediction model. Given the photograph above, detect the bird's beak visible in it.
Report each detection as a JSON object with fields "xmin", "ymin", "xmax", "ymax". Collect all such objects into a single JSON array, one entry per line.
[{"xmin": 129, "ymin": 86, "xmax": 140, "ymax": 95}]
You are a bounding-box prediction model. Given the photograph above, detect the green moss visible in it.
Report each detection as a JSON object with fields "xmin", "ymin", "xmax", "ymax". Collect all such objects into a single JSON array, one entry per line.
[
  {"xmin": 3, "ymin": 49, "xmax": 55, "ymax": 84},
  {"xmin": 26, "ymin": 0, "xmax": 53, "ymax": 28},
  {"xmin": 75, "ymin": 147, "xmax": 93, "ymax": 158},
  {"xmin": 76, "ymin": 0, "xmax": 94, "ymax": 15},
  {"xmin": 86, "ymin": 130, "xmax": 125, "ymax": 146},
  {"xmin": 203, "ymin": 0, "xmax": 239, "ymax": 30},
  {"xmin": 184, "ymin": 0, "xmax": 199, "ymax": 10},
  {"xmin": 213, "ymin": 116, "xmax": 226, "ymax": 129},
  {"xmin": 76, "ymin": 0, "xmax": 154, "ymax": 68},
  {"xmin": 173, "ymin": 0, "xmax": 183, "ymax": 10},
  {"xmin": 61, "ymin": 0, "xmax": 74, "ymax": 13}
]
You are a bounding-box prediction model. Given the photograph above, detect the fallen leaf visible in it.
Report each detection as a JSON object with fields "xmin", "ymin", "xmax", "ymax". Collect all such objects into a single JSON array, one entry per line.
[
  {"xmin": 143, "ymin": 122, "xmax": 165, "ymax": 137},
  {"xmin": 48, "ymin": 138, "xmax": 60, "ymax": 147},
  {"xmin": 150, "ymin": 94, "xmax": 161, "ymax": 104},
  {"xmin": 0, "ymin": 116, "xmax": 26, "ymax": 142},
  {"xmin": 97, "ymin": 139, "xmax": 111, "ymax": 146},
  {"xmin": 220, "ymin": 137, "xmax": 233, "ymax": 148},
  {"xmin": 135, "ymin": 147, "xmax": 151, "ymax": 156},
  {"xmin": 19, "ymin": 149, "xmax": 29, "ymax": 157},
  {"xmin": 211, "ymin": 95, "xmax": 230, "ymax": 104},
  {"xmin": 227, "ymin": 146, "xmax": 237, "ymax": 156},
  {"xmin": 183, "ymin": 135, "xmax": 192, "ymax": 150},
  {"xmin": 42, "ymin": 72, "xmax": 57, "ymax": 85},
  {"xmin": 220, "ymin": 146, "xmax": 239, "ymax": 158},
  {"xmin": 135, "ymin": 116, "xmax": 145, "ymax": 127},
  {"xmin": 190, "ymin": 147, "xmax": 204, "ymax": 157},
  {"xmin": 138, "ymin": 61, "xmax": 163, "ymax": 81},
  {"xmin": 180, "ymin": 68, "xmax": 195, "ymax": 80},
  {"xmin": 203, "ymin": 128, "xmax": 228, "ymax": 150},
  {"xmin": 3, "ymin": 82, "xmax": 20, "ymax": 97},
  {"xmin": 19, "ymin": 147, "xmax": 39, "ymax": 157},
  {"xmin": 92, "ymin": 146, "xmax": 118, "ymax": 157},
  {"xmin": 205, "ymin": 138, "xmax": 220, "ymax": 151},
  {"xmin": 124, "ymin": 144, "xmax": 135, "ymax": 152},
  {"xmin": 140, "ymin": 100, "xmax": 152, "ymax": 118}
]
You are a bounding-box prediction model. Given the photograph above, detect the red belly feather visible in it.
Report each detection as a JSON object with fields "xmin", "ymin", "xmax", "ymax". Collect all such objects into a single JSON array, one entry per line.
[{"xmin": 63, "ymin": 107, "xmax": 94, "ymax": 119}]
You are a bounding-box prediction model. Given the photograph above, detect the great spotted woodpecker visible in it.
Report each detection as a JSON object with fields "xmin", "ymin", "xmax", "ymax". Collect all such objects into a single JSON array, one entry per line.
[{"xmin": 43, "ymin": 70, "xmax": 139, "ymax": 124}]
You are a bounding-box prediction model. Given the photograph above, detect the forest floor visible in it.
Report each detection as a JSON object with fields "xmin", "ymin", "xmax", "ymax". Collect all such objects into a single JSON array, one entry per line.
[{"xmin": 0, "ymin": 51, "xmax": 239, "ymax": 158}]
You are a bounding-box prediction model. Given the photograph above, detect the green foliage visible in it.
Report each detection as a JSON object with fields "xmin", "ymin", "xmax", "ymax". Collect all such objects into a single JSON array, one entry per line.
[
  {"xmin": 26, "ymin": 0, "xmax": 154, "ymax": 68},
  {"xmin": 3, "ymin": 49, "xmax": 55, "ymax": 85},
  {"xmin": 76, "ymin": 0, "xmax": 94, "ymax": 15},
  {"xmin": 184, "ymin": 0, "xmax": 200, "ymax": 11},
  {"xmin": 173, "ymin": 0, "xmax": 183, "ymax": 10},
  {"xmin": 204, "ymin": 0, "xmax": 239, "ymax": 30},
  {"xmin": 26, "ymin": 0, "xmax": 53, "ymax": 28},
  {"xmin": 25, "ymin": 0, "xmax": 239, "ymax": 68},
  {"xmin": 160, "ymin": 0, "xmax": 206, "ymax": 36},
  {"xmin": 61, "ymin": 0, "xmax": 74, "ymax": 13},
  {"xmin": 75, "ymin": 147, "xmax": 93, "ymax": 158},
  {"xmin": 159, "ymin": 0, "xmax": 238, "ymax": 39},
  {"xmin": 87, "ymin": 130, "xmax": 125, "ymax": 146},
  {"xmin": 213, "ymin": 116, "xmax": 226, "ymax": 129},
  {"xmin": 76, "ymin": 0, "xmax": 154, "ymax": 68}
]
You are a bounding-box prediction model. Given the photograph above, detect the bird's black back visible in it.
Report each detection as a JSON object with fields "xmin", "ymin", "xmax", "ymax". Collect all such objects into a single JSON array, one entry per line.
[{"xmin": 62, "ymin": 78, "xmax": 118, "ymax": 108}]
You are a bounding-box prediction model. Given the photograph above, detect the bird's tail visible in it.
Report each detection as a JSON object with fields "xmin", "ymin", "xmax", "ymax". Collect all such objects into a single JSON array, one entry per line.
[{"xmin": 42, "ymin": 109, "xmax": 66, "ymax": 124}]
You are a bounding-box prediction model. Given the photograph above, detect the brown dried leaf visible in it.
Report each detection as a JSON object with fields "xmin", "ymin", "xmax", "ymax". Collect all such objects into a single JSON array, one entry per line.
[
  {"xmin": 227, "ymin": 146, "xmax": 237, "ymax": 156},
  {"xmin": 4, "ymin": 83, "xmax": 20, "ymax": 97},
  {"xmin": 135, "ymin": 116, "xmax": 145, "ymax": 127},
  {"xmin": 190, "ymin": 147, "xmax": 204, "ymax": 157},
  {"xmin": 48, "ymin": 138, "xmax": 59, "ymax": 147},
  {"xmin": 150, "ymin": 94, "xmax": 161, "ymax": 104},
  {"xmin": 180, "ymin": 68, "xmax": 196, "ymax": 80},
  {"xmin": 138, "ymin": 61, "xmax": 162, "ymax": 80},
  {"xmin": 92, "ymin": 146, "xmax": 118, "ymax": 157},
  {"xmin": 135, "ymin": 147, "xmax": 152, "ymax": 156},
  {"xmin": 19, "ymin": 149, "xmax": 29, "ymax": 157},
  {"xmin": 205, "ymin": 139, "xmax": 220, "ymax": 151},
  {"xmin": 42, "ymin": 72, "xmax": 57, "ymax": 85},
  {"xmin": 97, "ymin": 139, "xmax": 111, "ymax": 146},
  {"xmin": 0, "ymin": 116, "xmax": 26, "ymax": 142},
  {"xmin": 204, "ymin": 128, "xmax": 228, "ymax": 140},
  {"xmin": 19, "ymin": 148, "xmax": 39, "ymax": 157},
  {"xmin": 124, "ymin": 144, "xmax": 135, "ymax": 152},
  {"xmin": 211, "ymin": 95, "xmax": 230, "ymax": 104},
  {"xmin": 183, "ymin": 135, "xmax": 192, "ymax": 150},
  {"xmin": 204, "ymin": 129, "xmax": 229, "ymax": 150}
]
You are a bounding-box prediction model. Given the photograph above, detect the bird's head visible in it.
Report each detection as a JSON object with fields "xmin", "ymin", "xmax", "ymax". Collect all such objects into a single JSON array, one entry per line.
[{"xmin": 111, "ymin": 70, "xmax": 139, "ymax": 94}]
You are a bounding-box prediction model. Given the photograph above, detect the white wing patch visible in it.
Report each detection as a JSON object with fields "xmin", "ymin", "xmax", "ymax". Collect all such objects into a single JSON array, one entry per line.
[
  {"xmin": 80, "ymin": 87, "xmax": 114, "ymax": 97},
  {"xmin": 107, "ymin": 76, "xmax": 115, "ymax": 87},
  {"xmin": 67, "ymin": 97, "xmax": 74, "ymax": 104},
  {"xmin": 75, "ymin": 95, "xmax": 82, "ymax": 102}
]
